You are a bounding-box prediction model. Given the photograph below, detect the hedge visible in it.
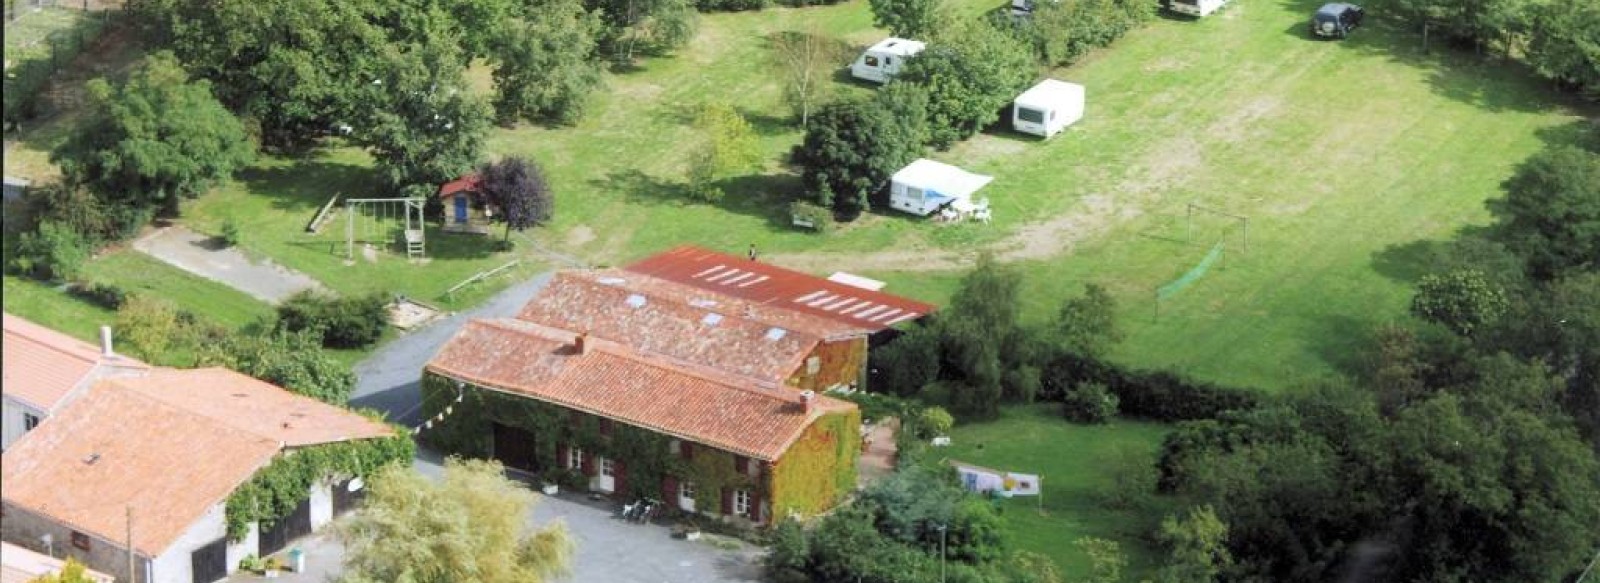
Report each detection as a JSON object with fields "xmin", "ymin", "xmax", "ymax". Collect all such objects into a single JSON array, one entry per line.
[{"xmin": 1041, "ymin": 352, "xmax": 1258, "ymax": 422}]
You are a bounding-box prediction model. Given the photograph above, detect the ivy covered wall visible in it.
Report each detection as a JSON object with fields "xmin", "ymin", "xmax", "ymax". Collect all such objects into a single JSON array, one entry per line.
[
  {"xmin": 787, "ymin": 337, "xmax": 869, "ymax": 392},
  {"xmin": 224, "ymin": 422, "xmax": 415, "ymax": 540},
  {"xmin": 769, "ymin": 408, "xmax": 861, "ymax": 519},
  {"xmin": 422, "ymin": 372, "xmax": 859, "ymax": 523}
]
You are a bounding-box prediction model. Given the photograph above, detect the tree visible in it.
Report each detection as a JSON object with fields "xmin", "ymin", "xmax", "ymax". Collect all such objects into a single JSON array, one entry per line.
[
  {"xmin": 337, "ymin": 458, "xmax": 574, "ymax": 583},
  {"xmin": 686, "ymin": 102, "xmax": 764, "ymax": 203},
  {"xmin": 870, "ymin": 325, "xmax": 942, "ymax": 397},
  {"xmin": 1062, "ymin": 382, "xmax": 1119, "ymax": 424},
  {"xmin": 490, "ymin": 0, "xmax": 604, "ymax": 125},
  {"xmin": 588, "ymin": 0, "xmax": 697, "ymax": 63},
  {"xmin": 477, "ymin": 156, "xmax": 554, "ymax": 243},
  {"xmin": 1410, "ymin": 269, "xmax": 1510, "ymax": 337},
  {"xmin": 896, "ymin": 19, "xmax": 1036, "ymax": 149},
  {"xmin": 51, "ymin": 51, "xmax": 254, "ymax": 217},
  {"xmin": 356, "ymin": 14, "xmax": 492, "ymax": 197},
  {"xmin": 197, "ymin": 329, "xmax": 358, "ymax": 406},
  {"xmin": 116, "ymin": 295, "xmax": 182, "ymax": 362},
  {"xmin": 918, "ymin": 406, "xmax": 956, "ymax": 438},
  {"xmin": 30, "ymin": 558, "xmax": 101, "ymax": 583},
  {"xmin": 1074, "ymin": 537, "xmax": 1128, "ymax": 583},
  {"xmin": 868, "ymin": 0, "xmax": 947, "ymax": 40},
  {"xmin": 1055, "ymin": 283, "xmax": 1123, "ymax": 358},
  {"xmin": 793, "ymin": 86, "xmax": 928, "ymax": 218},
  {"xmin": 1022, "ymin": 0, "xmax": 1155, "ymax": 67},
  {"xmin": 8, "ymin": 221, "xmax": 90, "ymax": 282},
  {"xmin": 131, "ymin": 0, "xmax": 393, "ymax": 148},
  {"xmin": 1525, "ymin": 1, "xmax": 1600, "ymax": 99},
  {"xmin": 1494, "ymin": 146, "xmax": 1600, "ymax": 279},
  {"xmin": 770, "ymin": 28, "xmax": 854, "ymax": 127},
  {"xmin": 1156, "ymin": 505, "xmax": 1232, "ymax": 583},
  {"xmin": 276, "ymin": 291, "xmax": 390, "ymax": 350}
]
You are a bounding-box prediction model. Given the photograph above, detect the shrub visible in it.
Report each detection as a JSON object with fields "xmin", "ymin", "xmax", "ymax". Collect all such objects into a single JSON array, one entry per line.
[
  {"xmin": 697, "ymin": 0, "xmax": 768, "ymax": 10},
  {"xmin": 116, "ymin": 295, "xmax": 183, "ymax": 362},
  {"xmin": 221, "ymin": 217, "xmax": 243, "ymax": 247},
  {"xmin": 1042, "ymin": 352, "xmax": 1258, "ymax": 421},
  {"xmin": 788, "ymin": 201, "xmax": 836, "ymax": 233},
  {"xmin": 916, "ymin": 406, "xmax": 955, "ymax": 438},
  {"xmin": 1062, "ymin": 382, "xmax": 1118, "ymax": 423},
  {"xmin": 10, "ymin": 221, "xmax": 92, "ymax": 282},
  {"xmin": 276, "ymin": 291, "xmax": 389, "ymax": 349},
  {"xmin": 66, "ymin": 280, "xmax": 129, "ymax": 310}
]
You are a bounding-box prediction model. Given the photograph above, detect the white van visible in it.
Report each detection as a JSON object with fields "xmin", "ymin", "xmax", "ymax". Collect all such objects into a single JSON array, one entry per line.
[
  {"xmin": 1168, "ymin": 0, "xmax": 1229, "ymax": 17},
  {"xmin": 850, "ymin": 38, "xmax": 926, "ymax": 84},
  {"xmin": 1012, "ymin": 79, "xmax": 1084, "ymax": 138}
]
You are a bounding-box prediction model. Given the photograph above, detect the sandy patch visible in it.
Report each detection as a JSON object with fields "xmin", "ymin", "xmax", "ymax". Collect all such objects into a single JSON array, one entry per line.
[
  {"xmin": 567, "ymin": 224, "xmax": 596, "ymax": 248},
  {"xmin": 1208, "ymin": 97, "xmax": 1282, "ymax": 143}
]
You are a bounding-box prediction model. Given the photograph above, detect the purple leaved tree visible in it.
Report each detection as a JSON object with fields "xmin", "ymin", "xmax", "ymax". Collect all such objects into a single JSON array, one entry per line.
[{"xmin": 477, "ymin": 156, "xmax": 553, "ymax": 244}]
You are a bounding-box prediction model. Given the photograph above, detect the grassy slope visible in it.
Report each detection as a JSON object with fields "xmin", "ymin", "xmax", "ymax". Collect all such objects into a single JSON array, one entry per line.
[
  {"xmin": 940, "ymin": 404, "xmax": 1175, "ymax": 579},
  {"xmin": 79, "ymin": 250, "xmax": 276, "ymax": 329},
  {"xmin": 1, "ymin": 275, "xmax": 115, "ymax": 341}
]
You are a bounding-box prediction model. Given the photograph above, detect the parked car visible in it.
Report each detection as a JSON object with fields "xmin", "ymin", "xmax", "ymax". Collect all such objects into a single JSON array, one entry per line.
[{"xmin": 1310, "ymin": 3, "xmax": 1364, "ymax": 38}]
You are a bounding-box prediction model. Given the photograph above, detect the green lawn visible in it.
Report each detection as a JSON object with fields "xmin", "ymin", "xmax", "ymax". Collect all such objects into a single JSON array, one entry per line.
[
  {"xmin": 80, "ymin": 250, "xmax": 276, "ymax": 329},
  {"xmin": 939, "ymin": 404, "xmax": 1176, "ymax": 580}
]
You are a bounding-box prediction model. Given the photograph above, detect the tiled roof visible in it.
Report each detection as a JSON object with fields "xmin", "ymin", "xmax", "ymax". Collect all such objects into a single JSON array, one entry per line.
[
  {"xmin": 426, "ymin": 319, "xmax": 854, "ymax": 461},
  {"xmin": 516, "ymin": 270, "xmax": 854, "ymax": 381},
  {"xmin": 0, "ymin": 369, "xmax": 395, "ymax": 557},
  {"xmin": 1, "ymin": 313, "xmax": 149, "ymax": 412},
  {"xmin": 625, "ymin": 245, "xmax": 937, "ymax": 331},
  {"xmin": 438, "ymin": 173, "xmax": 480, "ymax": 197},
  {"xmin": 111, "ymin": 368, "xmax": 394, "ymax": 447},
  {"xmin": 1, "ymin": 383, "xmax": 282, "ymax": 557},
  {"xmin": 1, "ymin": 542, "xmax": 114, "ymax": 583}
]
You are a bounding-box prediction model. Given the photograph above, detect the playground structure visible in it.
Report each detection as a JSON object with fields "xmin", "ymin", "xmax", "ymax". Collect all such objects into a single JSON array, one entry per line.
[{"xmin": 345, "ymin": 197, "xmax": 426, "ymax": 261}]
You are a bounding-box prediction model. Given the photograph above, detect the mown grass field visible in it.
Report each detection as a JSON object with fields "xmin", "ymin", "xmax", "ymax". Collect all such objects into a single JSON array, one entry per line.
[{"xmin": 939, "ymin": 405, "xmax": 1176, "ymax": 579}]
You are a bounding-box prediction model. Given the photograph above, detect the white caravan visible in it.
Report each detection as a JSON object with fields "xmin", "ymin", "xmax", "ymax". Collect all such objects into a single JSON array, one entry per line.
[
  {"xmin": 1012, "ymin": 79, "xmax": 1085, "ymax": 138},
  {"xmin": 888, "ymin": 159, "xmax": 994, "ymax": 217},
  {"xmin": 850, "ymin": 38, "xmax": 926, "ymax": 84},
  {"xmin": 1168, "ymin": 0, "xmax": 1229, "ymax": 17}
]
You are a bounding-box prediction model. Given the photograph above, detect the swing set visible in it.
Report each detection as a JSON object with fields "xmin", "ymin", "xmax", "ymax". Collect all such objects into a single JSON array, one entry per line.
[{"xmin": 345, "ymin": 197, "xmax": 426, "ymax": 261}]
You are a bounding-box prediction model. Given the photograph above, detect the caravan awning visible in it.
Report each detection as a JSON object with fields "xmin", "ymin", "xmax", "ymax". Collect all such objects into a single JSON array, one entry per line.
[{"xmin": 893, "ymin": 159, "xmax": 994, "ymax": 201}]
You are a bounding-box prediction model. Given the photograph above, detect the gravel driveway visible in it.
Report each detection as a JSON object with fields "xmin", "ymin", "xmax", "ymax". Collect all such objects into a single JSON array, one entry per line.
[{"xmin": 132, "ymin": 225, "xmax": 327, "ymax": 304}]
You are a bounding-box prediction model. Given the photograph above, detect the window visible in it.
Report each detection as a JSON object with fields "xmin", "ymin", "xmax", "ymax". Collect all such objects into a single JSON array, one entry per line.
[
  {"xmin": 806, "ymin": 357, "xmax": 821, "ymax": 375},
  {"xmin": 733, "ymin": 489, "xmax": 751, "ymax": 517},
  {"xmin": 734, "ymin": 455, "xmax": 748, "ymax": 475},
  {"xmin": 567, "ymin": 447, "xmax": 584, "ymax": 471},
  {"xmin": 71, "ymin": 532, "xmax": 90, "ymax": 551},
  {"xmin": 884, "ymin": 57, "xmax": 893, "ymax": 66},
  {"xmin": 23, "ymin": 413, "xmax": 40, "ymax": 431},
  {"xmin": 599, "ymin": 418, "xmax": 614, "ymax": 437},
  {"xmin": 679, "ymin": 482, "xmax": 697, "ymax": 512},
  {"xmin": 680, "ymin": 442, "xmax": 694, "ymax": 461},
  {"xmin": 668, "ymin": 439, "xmax": 680, "ymax": 455},
  {"xmin": 864, "ymin": 56, "xmax": 880, "ymax": 67},
  {"xmin": 601, "ymin": 458, "xmax": 615, "ymax": 477},
  {"xmin": 903, "ymin": 187, "xmax": 924, "ymax": 203},
  {"xmin": 1018, "ymin": 107, "xmax": 1045, "ymax": 124}
]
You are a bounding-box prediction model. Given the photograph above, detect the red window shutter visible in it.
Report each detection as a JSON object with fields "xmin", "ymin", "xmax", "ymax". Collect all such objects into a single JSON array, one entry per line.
[
  {"xmin": 681, "ymin": 442, "xmax": 694, "ymax": 461},
  {"xmin": 662, "ymin": 475, "xmax": 679, "ymax": 503},
  {"xmin": 750, "ymin": 492, "xmax": 763, "ymax": 522},
  {"xmin": 556, "ymin": 444, "xmax": 568, "ymax": 469},
  {"xmin": 614, "ymin": 460, "xmax": 628, "ymax": 496},
  {"xmin": 581, "ymin": 451, "xmax": 595, "ymax": 476},
  {"xmin": 721, "ymin": 487, "xmax": 733, "ymax": 515},
  {"xmin": 600, "ymin": 419, "xmax": 613, "ymax": 436},
  {"xmin": 734, "ymin": 455, "xmax": 748, "ymax": 474}
]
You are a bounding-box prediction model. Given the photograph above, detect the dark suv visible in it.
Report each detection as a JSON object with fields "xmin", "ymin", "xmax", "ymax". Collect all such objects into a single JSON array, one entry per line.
[{"xmin": 1310, "ymin": 3, "xmax": 1364, "ymax": 38}]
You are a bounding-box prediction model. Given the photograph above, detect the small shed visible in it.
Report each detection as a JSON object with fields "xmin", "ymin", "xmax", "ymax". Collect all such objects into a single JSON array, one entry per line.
[
  {"xmin": 850, "ymin": 38, "xmax": 926, "ymax": 84},
  {"xmin": 888, "ymin": 159, "xmax": 994, "ymax": 217},
  {"xmin": 436, "ymin": 173, "xmax": 492, "ymax": 234},
  {"xmin": 1012, "ymin": 79, "xmax": 1085, "ymax": 138}
]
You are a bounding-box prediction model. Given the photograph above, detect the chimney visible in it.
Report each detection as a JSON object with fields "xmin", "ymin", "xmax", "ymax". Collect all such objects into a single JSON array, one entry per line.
[
  {"xmin": 573, "ymin": 333, "xmax": 588, "ymax": 355},
  {"xmin": 799, "ymin": 390, "xmax": 816, "ymax": 414},
  {"xmin": 100, "ymin": 325, "xmax": 114, "ymax": 357}
]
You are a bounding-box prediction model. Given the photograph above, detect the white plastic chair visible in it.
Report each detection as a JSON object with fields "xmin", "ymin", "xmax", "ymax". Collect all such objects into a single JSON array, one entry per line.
[{"xmin": 973, "ymin": 208, "xmax": 992, "ymax": 224}]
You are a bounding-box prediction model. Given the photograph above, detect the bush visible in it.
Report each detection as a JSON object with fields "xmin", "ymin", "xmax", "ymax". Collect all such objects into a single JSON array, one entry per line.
[
  {"xmin": 696, "ymin": 0, "xmax": 768, "ymax": 10},
  {"xmin": 1042, "ymin": 352, "xmax": 1258, "ymax": 421},
  {"xmin": 116, "ymin": 295, "xmax": 183, "ymax": 362},
  {"xmin": 788, "ymin": 201, "xmax": 836, "ymax": 233},
  {"xmin": 276, "ymin": 291, "xmax": 389, "ymax": 349},
  {"xmin": 916, "ymin": 406, "xmax": 955, "ymax": 438},
  {"xmin": 221, "ymin": 217, "xmax": 243, "ymax": 247},
  {"xmin": 1016, "ymin": 0, "xmax": 1154, "ymax": 67},
  {"xmin": 1062, "ymin": 382, "xmax": 1118, "ymax": 423},
  {"xmin": 10, "ymin": 221, "xmax": 92, "ymax": 282},
  {"xmin": 66, "ymin": 280, "xmax": 129, "ymax": 310}
]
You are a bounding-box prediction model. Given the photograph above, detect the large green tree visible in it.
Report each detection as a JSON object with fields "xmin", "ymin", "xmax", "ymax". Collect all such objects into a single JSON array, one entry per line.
[
  {"xmin": 490, "ymin": 0, "xmax": 605, "ymax": 125},
  {"xmin": 132, "ymin": 0, "xmax": 393, "ymax": 148},
  {"xmin": 355, "ymin": 12, "xmax": 493, "ymax": 197},
  {"xmin": 793, "ymin": 84, "xmax": 928, "ymax": 218},
  {"xmin": 337, "ymin": 458, "xmax": 574, "ymax": 583},
  {"xmin": 196, "ymin": 328, "xmax": 358, "ymax": 406},
  {"xmin": 1494, "ymin": 146, "xmax": 1600, "ymax": 279},
  {"xmin": 896, "ymin": 19, "xmax": 1036, "ymax": 149},
  {"xmin": 1055, "ymin": 282, "xmax": 1122, "ymax": 358},
  {"xmin": 51, "ymin": 51, "xmax": 254, "ymax": 217},
  {"xmin": 587, "ymin": 0, "xmax": 698, "ymax": 62},
  {"xmin": 867, "ymin": 0, "xmax": 947, "ymax": 39},
  {"xmin": 1410, "ymin": 269, "xmax": 1510, "ymax": 337}
]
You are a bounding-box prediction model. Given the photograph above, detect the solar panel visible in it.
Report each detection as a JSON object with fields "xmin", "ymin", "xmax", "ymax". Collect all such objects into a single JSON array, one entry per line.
[
  {"xmin": 765, "ymin": 327, "xmax": 788, "ymax": 341},
  {"xmin": 702, "ymin": 313, "xmax": 723, "ymax": 326},
  {"xmin": 626, "ymin": 294, "xmax": 647, "ymax": 308}
]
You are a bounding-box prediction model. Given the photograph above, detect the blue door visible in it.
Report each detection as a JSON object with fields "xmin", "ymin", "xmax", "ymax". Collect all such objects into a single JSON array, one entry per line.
[{"xmin": 454, "ymin": 196, "xmax": 468, "ymax": 223}]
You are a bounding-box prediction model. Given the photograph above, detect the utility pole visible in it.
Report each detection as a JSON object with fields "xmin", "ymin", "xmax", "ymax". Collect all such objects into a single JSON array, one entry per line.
[
  {"xmin": 126, "ymin": 506, "xmax": 136, "ymax": 583},
  {"xmin": 935, "ymin": 523, "xmax": 947, "ymax": 583}
]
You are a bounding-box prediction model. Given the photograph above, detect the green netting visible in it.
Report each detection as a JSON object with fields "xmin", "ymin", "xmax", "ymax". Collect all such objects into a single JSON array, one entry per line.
[{"xmin": 1157, "ymin": 241, "xmax": 1224, "ymax": 300}]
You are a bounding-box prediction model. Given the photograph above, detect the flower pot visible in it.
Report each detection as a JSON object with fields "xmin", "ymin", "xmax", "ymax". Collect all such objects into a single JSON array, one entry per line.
[
  {"xmin": 541, "ymin": 483, "xmax": 559, "ymax": 495},
  {"xmin": 685, "ymin": 530, "xmax": 702, "ymax": 541}
]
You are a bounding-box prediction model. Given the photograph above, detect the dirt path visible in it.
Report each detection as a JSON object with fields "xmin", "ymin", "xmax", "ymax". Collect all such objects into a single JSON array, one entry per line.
[{"xmin": 132, "ymin": 225, "xmax": 330, "ymax": 304}]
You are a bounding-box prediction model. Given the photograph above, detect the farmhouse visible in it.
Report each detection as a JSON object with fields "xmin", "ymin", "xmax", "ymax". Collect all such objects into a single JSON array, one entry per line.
[
  {"xmin": 1, "ymin": 313, "xmax": 150, "ymax": 451},
  {"xmin": 436, "ymin": 173, "xmax": 492, "ymax": 234},
  {"xmin": 423, "ymin": 246, "xmax": 936, "ymax": 523},
  {"xmin": 0, "ymin": 367, "xmax": 396, "ymax": 583}
]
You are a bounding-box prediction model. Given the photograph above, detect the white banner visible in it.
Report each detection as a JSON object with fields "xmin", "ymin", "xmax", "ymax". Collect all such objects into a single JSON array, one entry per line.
[{"xmin": 951, "ymin": 461, "xmax": 1042, "ymax": 497}]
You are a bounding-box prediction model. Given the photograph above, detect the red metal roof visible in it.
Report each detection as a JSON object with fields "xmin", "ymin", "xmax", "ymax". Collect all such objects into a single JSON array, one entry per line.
[
  {"xmin": 438, "ymin": 173, "xmax": 481, "ymax": 198},
  {"xmin": 625, "ymin": 245, "xmax": 938, "ymax": 331}
]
